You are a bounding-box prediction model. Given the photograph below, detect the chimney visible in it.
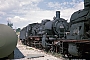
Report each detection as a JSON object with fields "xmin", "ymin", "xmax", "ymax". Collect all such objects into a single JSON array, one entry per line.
[
  {"xmin": 56, "ymin": 11, "xmax": 60, "ymax": 19},
  {"xmin": 84, "ymin": 0, "xmax": 90, "ymax": 9}
]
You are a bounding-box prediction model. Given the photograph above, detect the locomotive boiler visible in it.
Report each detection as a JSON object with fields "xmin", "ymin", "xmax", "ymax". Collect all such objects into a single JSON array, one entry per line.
[
  {"xmin": 45, "ymin": 11, "xmax": 69, "ymax": 38},
  {"xmin": 37, "ymin": 19, "xmax": 50, "ymax": 35},
  {"xmin": 0, "ymin": 24, "xmax": 17, "ymax": 59}
]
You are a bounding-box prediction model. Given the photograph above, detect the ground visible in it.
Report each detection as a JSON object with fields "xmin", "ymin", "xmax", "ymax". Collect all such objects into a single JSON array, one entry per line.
[{"xmin": 14, "ymin": 41, "xmax": 65, "ymax": 60}]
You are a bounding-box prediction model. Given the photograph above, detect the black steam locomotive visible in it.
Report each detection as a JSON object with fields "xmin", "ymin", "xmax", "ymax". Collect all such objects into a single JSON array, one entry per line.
[
  {"xmin": 20, "ymin": 11, "xmax": 69, "ymax": 51},
  {"xmin": 20, "ymin": 0, "xmax": 90, "ymax": 58}
]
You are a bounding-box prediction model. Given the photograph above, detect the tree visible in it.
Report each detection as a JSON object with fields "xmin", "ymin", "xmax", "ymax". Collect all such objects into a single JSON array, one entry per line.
[
  {"xmin": 16, "ymin": 28, "xmax": 21, "ymax": 32},
  {"xmin": 7, "ymin": 21, "xmax": 13, "ymax": 28}
]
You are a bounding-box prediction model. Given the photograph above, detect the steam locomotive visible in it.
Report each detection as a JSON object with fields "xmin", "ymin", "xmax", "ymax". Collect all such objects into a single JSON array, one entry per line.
[
  {"xmin": 66, "ymin": 0, "xmax": 90, "ymax": 58},
  {"xmin": 20, "ymin": 0, "xmax": 90, "ymax": 58}
]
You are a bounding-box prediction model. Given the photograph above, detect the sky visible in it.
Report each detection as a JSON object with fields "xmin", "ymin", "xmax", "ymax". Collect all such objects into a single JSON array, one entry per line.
[{"xmin": 0, "ymin": 0, "xmax": 84, "ymax": 29}]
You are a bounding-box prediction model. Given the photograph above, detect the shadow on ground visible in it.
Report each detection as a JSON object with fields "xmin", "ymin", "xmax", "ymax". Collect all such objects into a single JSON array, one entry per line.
[{"xmin": 14, "ymin": 47, "xmax": 25, "ymax": 59}]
